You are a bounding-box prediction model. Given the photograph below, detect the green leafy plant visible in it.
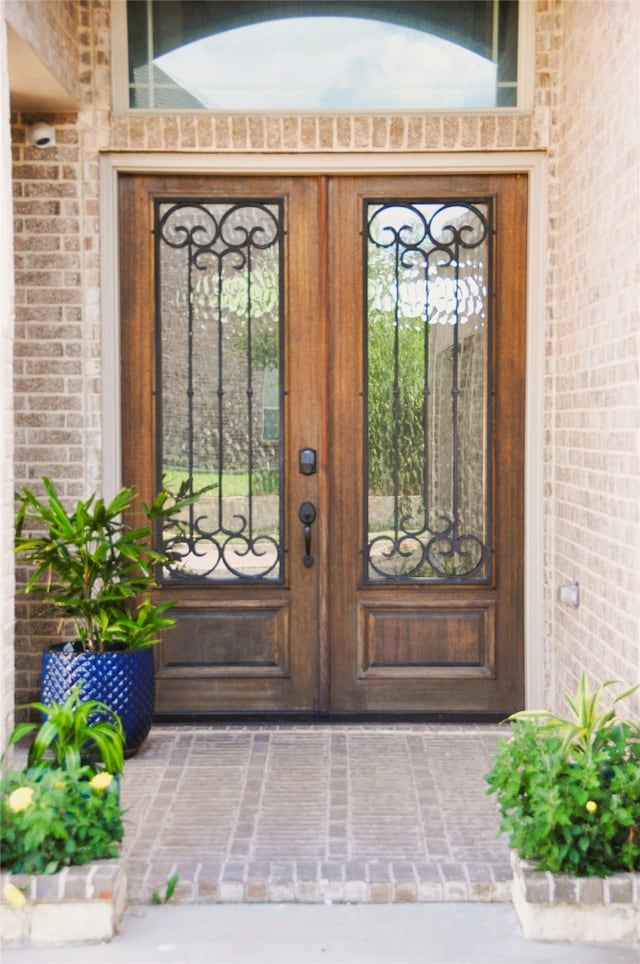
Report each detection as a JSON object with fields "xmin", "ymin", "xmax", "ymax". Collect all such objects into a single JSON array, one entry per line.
[
  {"xmin": 152, "ymin": 873, "xmax": 179, "ymax": 904},
  {"xmin": 4, "ymin": 684, "xmax": 125, "ymax": 775},
  {"xmin": 1, "ymin": 765, "xmax": 124, "ymax": 875},
  {"xmin": 507, "ymin": 674, "xmax": 640, "ymax": 757},
  {"xmin": 14, "ymin": 477, "xmax": 194, "ymax": 653},
  {"xmin": 486, "ymin": 675, "xmax": 640, "ymax": 877}
]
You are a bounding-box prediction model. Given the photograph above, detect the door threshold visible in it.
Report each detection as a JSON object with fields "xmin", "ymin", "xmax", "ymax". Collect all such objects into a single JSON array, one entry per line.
[{"xmin": 153, "ymin": 711, "xmax": 506, "ymax": 726}]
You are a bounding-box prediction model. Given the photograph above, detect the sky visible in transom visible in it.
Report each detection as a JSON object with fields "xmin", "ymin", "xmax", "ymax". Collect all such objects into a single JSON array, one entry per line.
[{"xmin": 156, "ymin": 16, "xmax": 497, "ymax": 110}]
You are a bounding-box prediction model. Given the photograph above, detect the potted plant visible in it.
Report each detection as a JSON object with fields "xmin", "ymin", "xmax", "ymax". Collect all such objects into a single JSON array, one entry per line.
[
  {"xmin": 485, "ymin": 674, "xmax": 640, "ymax": 942},
  {"xmin": 14, "ymin": 477, "xmax": 190, "ymax": 755}
]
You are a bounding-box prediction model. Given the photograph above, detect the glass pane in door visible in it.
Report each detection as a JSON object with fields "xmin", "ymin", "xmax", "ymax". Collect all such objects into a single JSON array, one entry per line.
[
  {"xmin": 365, "ymin": 199, "xmax": 492, "ymax": 582},
  {"xmin": 155, "ymin": 198, "xmax": 284, "ymax": 581}
]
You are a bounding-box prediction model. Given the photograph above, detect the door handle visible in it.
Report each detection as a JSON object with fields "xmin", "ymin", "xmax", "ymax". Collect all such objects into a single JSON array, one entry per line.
[{"xmin": 298, "ymin": 501, "xmax": 317, "ymax": 568}]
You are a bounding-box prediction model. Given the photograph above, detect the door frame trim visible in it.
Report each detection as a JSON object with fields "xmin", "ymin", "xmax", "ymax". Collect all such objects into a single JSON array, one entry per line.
[{"xmin": 100, "ymin": 150, "xmax": 547, "ymax": 709}]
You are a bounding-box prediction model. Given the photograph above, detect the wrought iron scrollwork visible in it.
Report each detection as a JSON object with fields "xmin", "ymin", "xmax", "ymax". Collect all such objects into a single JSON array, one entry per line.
[
  {"xmin": 156, "ymin": 199, "xmax": 284, "ymax": 583},
  {"xmin": 365, "ymin": 199, "xmax": 491, "ymax": 582},
  {"xmin": 162, "ymin": 509, "xmax": 282, "ymax": 581}
]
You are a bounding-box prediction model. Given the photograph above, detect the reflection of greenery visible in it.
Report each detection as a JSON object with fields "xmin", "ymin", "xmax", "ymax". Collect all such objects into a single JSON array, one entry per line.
[
  {"xmin": 188, "ymin": 257, "xmax": 280, "ymax": 372},
  {"xmin": 367, "ymin": 529, "xmax": 475, "ymax": 580},
  {"xmin": 417, "ymin": 554, "xmax": 469, "ymax": 578},
  {"xmin": 221, "ymin": 264, "xmax": 279, "ymax": 319},
  {"xmin": 368, "ymin": 308, "xmax": 426, "ymax": 499},
  {"xmin": 234, "ymin": 321, "xmax": 279, "ymax": 372},
  {"xmin": 191, "ymin": 263, "xmax": 278, "ymax": 322},
  {"xmin": 250, "ymin": 469, "xmax": 279, "ymax": 495},
  {"xmin": 164, "ymin": 468, "xmax": 279, "ymax": 497},
  {"xmin": 195, "ymin": 258, "xmax": 280, "ymax": 372}
]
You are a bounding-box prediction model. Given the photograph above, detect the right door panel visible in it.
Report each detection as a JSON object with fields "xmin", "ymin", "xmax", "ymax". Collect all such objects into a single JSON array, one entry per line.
[{"xmin": 327, "ymin": 174, "xmax": 527, "ymax": 715}]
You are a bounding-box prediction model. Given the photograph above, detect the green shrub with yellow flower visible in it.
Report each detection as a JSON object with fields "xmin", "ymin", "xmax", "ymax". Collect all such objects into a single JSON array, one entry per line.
[
  {"xmin": 1, "ymin": 765, "xmax": 123, "ymax": 875},
  {"xmin": 485, "ymin": 675, "xmax": 640, "ymax": 877},
  {"xmin": 1, "ymin": 685, "xmax": 125, "ymax": 876}
]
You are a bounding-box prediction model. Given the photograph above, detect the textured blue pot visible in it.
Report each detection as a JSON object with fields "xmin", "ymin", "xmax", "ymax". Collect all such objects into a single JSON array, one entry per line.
[{"xmin": 41, "ymin": 644, "xmax": 155, "ymax": 755}]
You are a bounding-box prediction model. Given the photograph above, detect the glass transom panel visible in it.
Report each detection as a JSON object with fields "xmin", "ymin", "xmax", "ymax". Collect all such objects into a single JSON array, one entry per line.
[{"xmin": 126, "ymin": 0, "xmax": 519, "ymax": 111}]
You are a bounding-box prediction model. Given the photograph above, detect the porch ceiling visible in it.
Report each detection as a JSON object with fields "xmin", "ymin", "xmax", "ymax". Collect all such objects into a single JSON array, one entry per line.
[{"xmin": 7, "ymin": 25, "xmax": 78, "ymax": 112}]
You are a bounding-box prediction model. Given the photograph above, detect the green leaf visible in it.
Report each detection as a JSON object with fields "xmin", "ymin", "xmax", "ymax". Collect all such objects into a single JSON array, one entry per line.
[{"xmin": 164, "ymin": 873, "xmax": 179, "ymax": 902}]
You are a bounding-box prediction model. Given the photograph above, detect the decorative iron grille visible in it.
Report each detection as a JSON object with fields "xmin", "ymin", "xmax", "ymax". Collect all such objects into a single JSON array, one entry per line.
[
  {"xmin": 154, "ymin": 198, "xmax": 284, "ymax": 582},
  {"xmin": 364, "ymin": 199, "xmax": 492, "ymax": 582}
]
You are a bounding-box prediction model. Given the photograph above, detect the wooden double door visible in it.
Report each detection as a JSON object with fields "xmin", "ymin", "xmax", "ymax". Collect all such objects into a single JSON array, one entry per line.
[{"xmin": 120, "ymin": 172, "xmax": 527, "ymax": 718}]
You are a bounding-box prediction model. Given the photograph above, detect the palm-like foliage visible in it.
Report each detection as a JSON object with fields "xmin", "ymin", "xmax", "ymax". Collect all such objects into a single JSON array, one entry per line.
[
  {"xmin": 507, "ymin": 673, "xmax": 640, "ymax": 759},
  {"xmin": 5, "ymin": 684, "xmax": 124, "ymax": 774},
  {"xmin": 15, "ymin": 478, "xmax": 189, "ymax": 653}
]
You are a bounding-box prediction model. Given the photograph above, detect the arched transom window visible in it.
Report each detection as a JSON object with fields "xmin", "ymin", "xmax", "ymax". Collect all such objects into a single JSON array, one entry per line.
[{"xmin": 125, "ymin": 0, "xmax": 520, "ymax": 111}]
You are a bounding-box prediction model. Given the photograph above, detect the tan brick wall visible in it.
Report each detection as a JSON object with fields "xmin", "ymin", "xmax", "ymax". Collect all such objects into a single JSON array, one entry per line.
[
  {"xmin": 0, "ymin": 12, "xmax": 16, "ymax": 752},
  {"xmin": 11, "ymin": 0, "xmax": 109, "ymax": 711},
  {"xmin": 545, "ymin": 0, "xmax": 640, "ymax": 715},
  {"xmin": 110, "ymin": 111, "xmax": 543, "ymax": 153},
  {"xmin": 7, "ymin": 0, "xmax": 640, "ymax": 717}
]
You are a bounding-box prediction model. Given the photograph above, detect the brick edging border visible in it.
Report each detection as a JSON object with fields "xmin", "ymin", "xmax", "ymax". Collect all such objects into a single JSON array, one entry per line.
[
  {"xmin": 0, "ymin": 860, "xmax": 126, "ymax": 945},
  {"xmin": 134, "ymin": 858, "xmax": 513, "ymax": 904},
  {"xmin": 510, "ymin": 851, "xmax": 640, "ymax": 944}
]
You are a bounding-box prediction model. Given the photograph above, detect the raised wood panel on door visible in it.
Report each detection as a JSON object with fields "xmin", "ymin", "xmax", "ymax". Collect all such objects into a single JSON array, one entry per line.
[
  {"xmin": 327, "ymin": 175, "xmax": 527, "ymax": 714},
  {"xmin": 358, "ymin": 598, "xmax": 496, "ymax": 675}
]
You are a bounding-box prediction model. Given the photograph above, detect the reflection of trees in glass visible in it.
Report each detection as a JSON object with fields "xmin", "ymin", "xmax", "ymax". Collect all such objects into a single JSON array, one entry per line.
[
  {"xmin": 365, "ymin": 204, "xmax": 489, "ymax": 579},
  {"xmin": 368, "ymin": 306, "xmax": 425, "ymax": 504},
  {"xmin": 156, "ymin": 201, "xmax": 283, "ymax": 582},
  {"xmin": 160, "ymin": 207, "xmax": 281, "ymax": 476},
  {"xmin": 224, "ymin": 255, "xmax": 280, "ymax": 373}
]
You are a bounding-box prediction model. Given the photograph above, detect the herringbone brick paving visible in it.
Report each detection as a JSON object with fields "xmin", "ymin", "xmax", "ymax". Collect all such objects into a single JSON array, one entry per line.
[{"xmin": 120, "ymin": 725, "xmax": 512, "ymax": 904}]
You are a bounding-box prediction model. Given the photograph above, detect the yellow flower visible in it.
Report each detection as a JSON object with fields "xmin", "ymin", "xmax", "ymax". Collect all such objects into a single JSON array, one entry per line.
[
  {"xmin": 3, "ymin": 882, "xmax": 27, "ymax": 908},
  {"xmin": 7, "ymin": 786, "xmax": 34, "ymax": 813},
  {"xmin": 586, "ymin": 800, "xmax": 598, "ymax": 813},
  {"xmin": 89, "ymin": 772, "xmax": 114, "ymax": 792}
]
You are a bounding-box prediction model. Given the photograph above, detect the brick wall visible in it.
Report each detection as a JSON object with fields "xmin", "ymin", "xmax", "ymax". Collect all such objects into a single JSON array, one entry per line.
[
  {"xmin": 110, "ymin": 111, "xmax": 545, "ymax": 153},
  {"xmin": 6, "ymin": 0, "xmax": 640, "ymax": 717},
  {"xmin": 546, "ymin": 0, "xmax": 640, "ymax": 715},
  {"xmin": 11, "ymin": 0, "xmax": 109, "ymax": 712},
  {"xmin": 0, "ymin": 14, "xmax": 15, "ymax": 751}
]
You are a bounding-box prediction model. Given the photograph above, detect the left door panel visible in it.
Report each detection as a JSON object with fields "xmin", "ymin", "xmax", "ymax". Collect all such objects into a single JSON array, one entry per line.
[{"xmin": 119, "ymin": 174, "xmax": 323, "ymax": 714}]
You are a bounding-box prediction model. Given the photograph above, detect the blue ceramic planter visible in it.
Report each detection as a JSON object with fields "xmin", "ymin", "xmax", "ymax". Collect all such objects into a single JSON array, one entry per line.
[{"xmin": 41, "ymin": 644, "xmax": 155, "ymax": 755}]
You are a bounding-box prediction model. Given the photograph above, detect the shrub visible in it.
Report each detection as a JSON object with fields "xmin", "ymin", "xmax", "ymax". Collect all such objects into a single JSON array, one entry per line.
[
  {"xmin": 486, "ymin": 676, "xmax": 640, "ymax": 877},
  {"xmin": 1, "ymin": 765, "xmax": 124, "ymax": 875}
]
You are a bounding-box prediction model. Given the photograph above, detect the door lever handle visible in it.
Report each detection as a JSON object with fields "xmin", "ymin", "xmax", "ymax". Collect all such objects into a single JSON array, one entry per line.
[{"xmin": 298, "ymin": 501, "xmax": 317, "ymax": 568}]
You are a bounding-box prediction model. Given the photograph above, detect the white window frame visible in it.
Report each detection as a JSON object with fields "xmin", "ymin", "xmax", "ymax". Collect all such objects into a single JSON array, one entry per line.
[{"xmin": 110, "ymin": 0, "xmax": 535, "ymax": 115}]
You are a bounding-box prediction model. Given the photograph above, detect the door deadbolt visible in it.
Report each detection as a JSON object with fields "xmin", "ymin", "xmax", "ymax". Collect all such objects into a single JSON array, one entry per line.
[{"xmin": 299, "ymin": 447, "xmax": 317, "ymax": 476}]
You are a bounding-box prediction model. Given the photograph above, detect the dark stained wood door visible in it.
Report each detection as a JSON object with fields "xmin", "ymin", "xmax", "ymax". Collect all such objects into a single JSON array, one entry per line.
[
  {"xmin": 119, "ymin": 172, "xmax": 527, "ymax": 717},
  {"xmin": 120, "ymin": 175, "xmax": 324, "ymax": 714},
  {"xmin": 327, "ymin": 175, "xmax": 527, "ymax": 714}
]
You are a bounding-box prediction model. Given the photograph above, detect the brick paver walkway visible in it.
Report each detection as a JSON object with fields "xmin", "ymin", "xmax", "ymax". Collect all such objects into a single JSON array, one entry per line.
[{"xmin": 120, "ymin": 725, "xmax": 512, "ymax": 904}]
